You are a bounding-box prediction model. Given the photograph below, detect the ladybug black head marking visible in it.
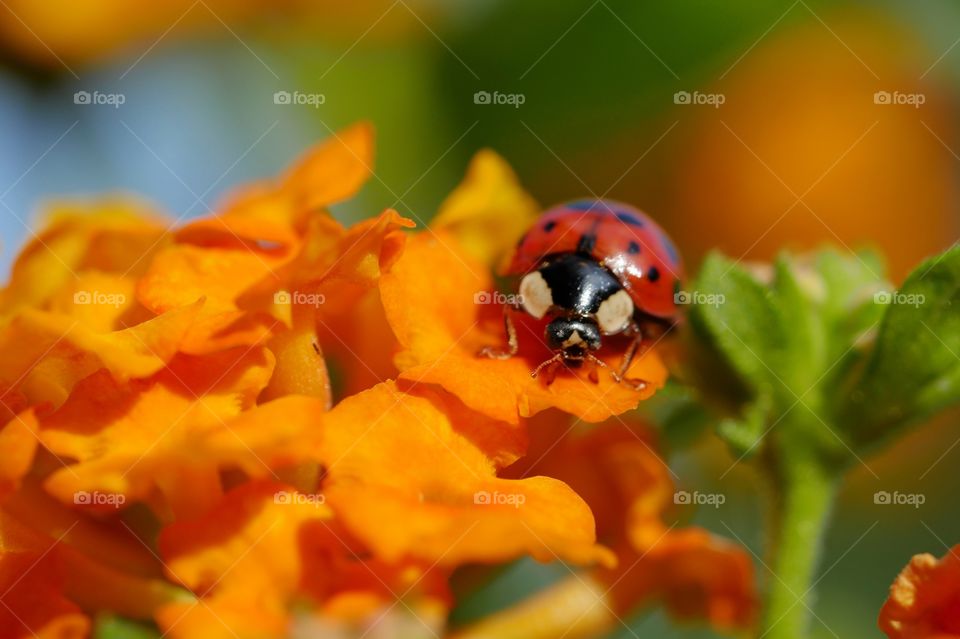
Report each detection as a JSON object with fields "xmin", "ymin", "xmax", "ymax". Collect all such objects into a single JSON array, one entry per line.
[{"xmin": 546, "ymin": 316, "xmax": 601, "ymax": 358}]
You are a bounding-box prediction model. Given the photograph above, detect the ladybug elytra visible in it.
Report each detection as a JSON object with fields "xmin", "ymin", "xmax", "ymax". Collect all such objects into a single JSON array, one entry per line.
[{"xmin": 480, "ymin": 199, "xmax": 684, "ymax": 388}]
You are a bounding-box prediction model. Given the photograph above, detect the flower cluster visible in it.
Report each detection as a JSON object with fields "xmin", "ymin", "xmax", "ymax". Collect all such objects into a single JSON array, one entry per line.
[{"xmin": 0, "ymin": 123, "xmax": 754, "ymax": 638}]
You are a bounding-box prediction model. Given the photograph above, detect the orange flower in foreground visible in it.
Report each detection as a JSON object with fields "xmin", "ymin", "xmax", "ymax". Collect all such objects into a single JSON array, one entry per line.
[
  {"xmin": 156, "ymin": 479, "xmax": 449, "ymax": 639},
  {"xmin": 0, "ymin": 121, "xmax": 719, "ymax": 638},
  {"xmin": 456, "ymin": 413, "xmax": 756, "ymax": 639},
  {"xmin": 880, "ymin": 545, "xmax": 960, "ymax": 639},
  {"xmin": 319, "ymin": 381, "xmax": 611, "ymax": 567}
]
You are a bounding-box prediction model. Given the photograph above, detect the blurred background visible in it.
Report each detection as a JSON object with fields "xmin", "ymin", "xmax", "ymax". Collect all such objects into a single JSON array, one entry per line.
[{"xmin": 1, "ymin": 1, "xmax": 958, "ymax": 637}]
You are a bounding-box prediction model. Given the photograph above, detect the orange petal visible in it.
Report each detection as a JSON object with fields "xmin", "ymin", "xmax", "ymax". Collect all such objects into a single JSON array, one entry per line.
[
  {"xmin": 0, "ymin": 301, "xmax": 203, "ymax": 409},
  {"xmin": 380, "ymin": 232, "xmax": 667, "ymax": 424},
  {"xmin": 156, "ymin": 480, "xmax": 335, "ymax": 639},
  {"xmin": 432, "ymin": 149, "xmax": 539, "ymax": 267},
  {"xmin": 642, "ymin": 529, "xmax": 757, "ymax": 630},
  {"xmin": 0, "ymin": 410, "xmax": 39, "ymax": 498},
  {"xmin": 280, "ymin": 121, "xmax": 374, "ymax": 212},
  {"xmin": 218, "ymin": 121, "xmax": 375, "ymax": 227},
  {"xmin": 0, "ymin": 510, "xmax": 90, "ymax": 638},
  {"xmin": 880, "ymin": 545, "xmax": 960, "ymax": 639},
  {"xmin": 0, "ymin": 197, "xmax": 167, "ymax": 314},
  {"xmin": 39, "ymin": 346, "xmax": 274, "ymax": 517},
  {"xmin": 320, "ymin": 381, "xmax": 613, "ymax": 568}
]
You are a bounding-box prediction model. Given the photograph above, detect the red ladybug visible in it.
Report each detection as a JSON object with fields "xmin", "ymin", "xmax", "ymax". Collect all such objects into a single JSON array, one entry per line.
[{"xmin": 480, "ymin": 199, "xmax": 684, "ymax": 388}]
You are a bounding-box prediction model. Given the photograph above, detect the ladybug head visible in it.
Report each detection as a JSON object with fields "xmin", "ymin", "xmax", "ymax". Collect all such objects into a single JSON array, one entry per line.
[{"xmin": 545, "ymin": 315, "xmax": 601, "ymax": 359}]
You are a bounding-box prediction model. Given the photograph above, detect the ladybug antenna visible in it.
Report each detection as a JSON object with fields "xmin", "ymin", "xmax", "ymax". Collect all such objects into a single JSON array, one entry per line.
[
  {"xmin": 585, "ymin": 353, "xmax": 609, "ymax": 370},
  {"xmin": 530, "ymin": 353, "xmax": 563, "ymax": 379}
]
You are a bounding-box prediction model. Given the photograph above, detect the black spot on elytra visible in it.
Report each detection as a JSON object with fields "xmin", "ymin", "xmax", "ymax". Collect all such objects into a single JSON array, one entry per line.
[
  {"xmin": 577, "ymin": 233, "xmax": 597, "ymax": 254},
  {"xmin": 616, "ymin": 211, "xmax": 645, "ymax": 227},
  {"xmin": 648, "ymin": 266, "xmax": 660, "ymax": 282},
  {"xmin": 627, "ymin": 241, "xmax": 641, "ymax": 254},
  {"xmin": 543, "ymin": 220, "xmax": 557, "ymax": 232}
]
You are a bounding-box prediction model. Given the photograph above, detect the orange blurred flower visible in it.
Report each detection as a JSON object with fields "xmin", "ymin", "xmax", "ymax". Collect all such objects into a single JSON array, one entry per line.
[{"xmin": 880, "ymin": 545, "xmax": 960, "ymax": 639}]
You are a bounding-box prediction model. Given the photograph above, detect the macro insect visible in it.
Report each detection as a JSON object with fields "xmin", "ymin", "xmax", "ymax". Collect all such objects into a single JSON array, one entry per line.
[{"xmin": 480, "ymin": 199, "xmax": 684, "ymax": 388}]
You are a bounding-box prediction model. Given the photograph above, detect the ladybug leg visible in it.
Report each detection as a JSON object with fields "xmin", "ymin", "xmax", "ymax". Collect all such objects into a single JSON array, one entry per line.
[
  {"xmin": 479, "ymin": 305, "xmax": 519, "ymax": 360},
  {"xmin": 612, "ymin": 332, "xmax": 650, "ymax": 391},
  {"xmin": 530, "ymin": 352, "xmax": 563, "ymax": 382}
]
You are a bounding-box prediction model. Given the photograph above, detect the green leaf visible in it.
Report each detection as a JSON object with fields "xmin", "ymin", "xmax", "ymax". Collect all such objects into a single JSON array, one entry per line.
[
  {"xmin": 94, "ymin": 615, "xmax": 161, "ymax": 639},
  {"xmin": 842, "ymin": 245, "xmax": 960, "ymax": 444},
  {"xmin": 690, "ymin": 252, "xmax": 788, "ymax": 398},
  {"xmin": 717, "ymin": 390, "xmax": 773, "ymax": 458}
]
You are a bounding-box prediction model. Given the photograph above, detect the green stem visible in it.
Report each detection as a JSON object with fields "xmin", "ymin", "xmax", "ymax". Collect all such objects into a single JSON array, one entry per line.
[{"xmin": 761, "ymin": 447, "xmax": 838, "ymax": 639}]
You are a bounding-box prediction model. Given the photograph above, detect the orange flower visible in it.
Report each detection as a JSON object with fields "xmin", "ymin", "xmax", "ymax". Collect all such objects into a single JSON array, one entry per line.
[
  {"xmin": 431, "ymin": 149, "xmax": 540, "ymax": 268},
  {"xmin": 156, "ymin": 479, "xmax": 449, "ymax": 639},
  {"xmin": 380, "ymin": 231, "xmax": 668, "ymax": 425},
  {"xmin": 459, "ymin": 413, "xmax": 756, "ymax": 639},
  {"xmin": 35, "ymin": 350, "xmax": 349, "ymax": 521},
  {"xmin": 880, "ymin": 545, "xmax": 960, "ymax": 639},
  {"xmin": 319, "ymin": 381, "xmax": 612, "ymax": 568},
  {"xmin": 0, "ymin": 121, "xmax": 684, "ymax": 636}
]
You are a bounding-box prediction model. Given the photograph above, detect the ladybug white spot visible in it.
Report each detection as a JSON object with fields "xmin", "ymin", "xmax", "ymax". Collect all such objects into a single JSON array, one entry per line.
[
  {"xmin": 596, "ymin": 289, "xmax": 633, "ymax": 335},
  {"xmin": 519, "ymin": 271, "xmax": 553, "ymax": 319}
]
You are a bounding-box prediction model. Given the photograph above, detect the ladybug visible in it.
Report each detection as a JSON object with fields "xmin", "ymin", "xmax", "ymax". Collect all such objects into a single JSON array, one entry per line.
[{"xmin": 480, "ymin": 199, "xmax": 684, "ymax": 388}]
